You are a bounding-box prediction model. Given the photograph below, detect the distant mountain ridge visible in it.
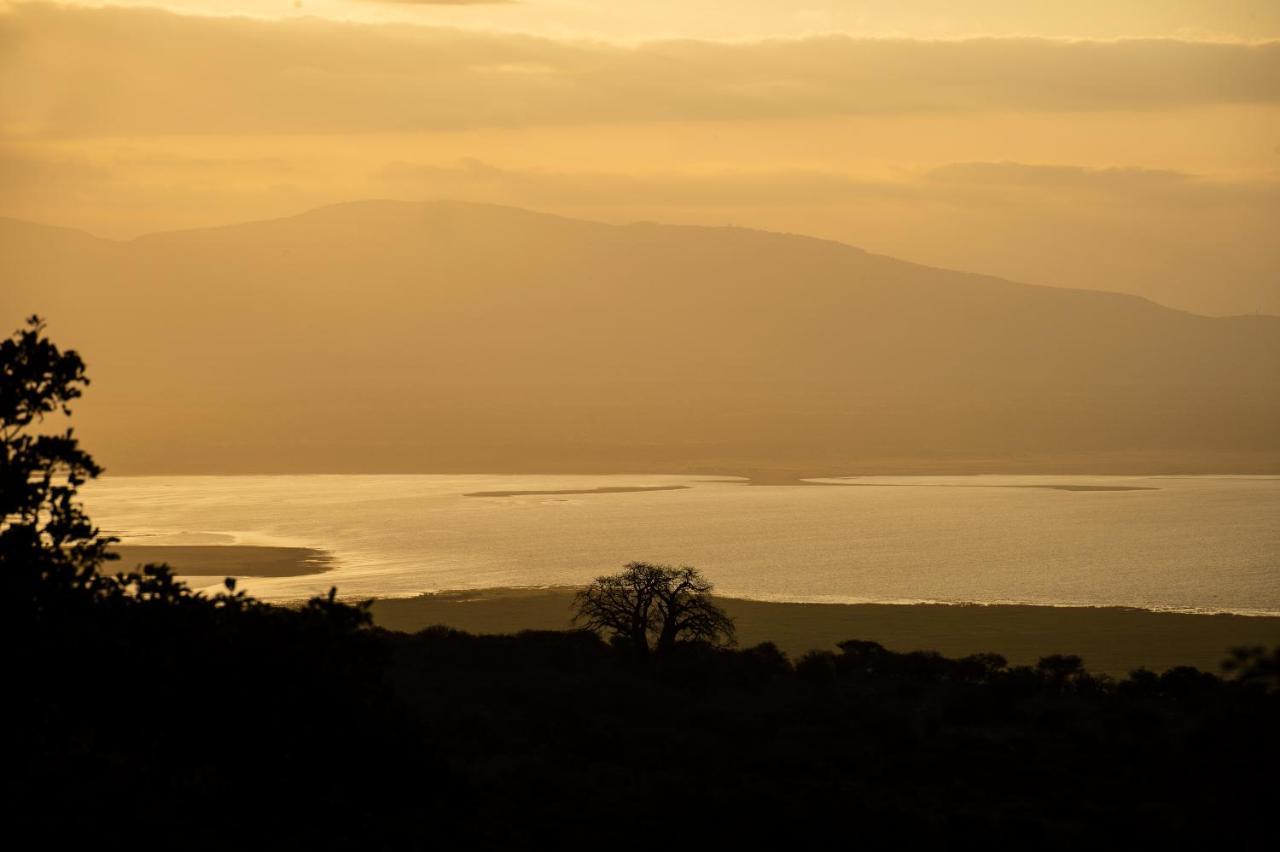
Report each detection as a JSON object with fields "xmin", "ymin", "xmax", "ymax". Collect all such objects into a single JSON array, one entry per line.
[{"xmin": 3, "ymin": 200, "xmax": 1278, "ymax": 474}]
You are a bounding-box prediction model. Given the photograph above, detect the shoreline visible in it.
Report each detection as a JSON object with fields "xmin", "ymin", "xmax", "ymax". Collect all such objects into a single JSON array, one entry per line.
[
  {"xmin": 89, "ymin": 462, "xmax": 1280, "ymax": 478},
  {"xmin": 371, "ymin": 587, "xmax": 1280, "ymax": 677},
  {"xmin": 109, "ymin": 545, "xmax": 1280, "ymax": 675}
]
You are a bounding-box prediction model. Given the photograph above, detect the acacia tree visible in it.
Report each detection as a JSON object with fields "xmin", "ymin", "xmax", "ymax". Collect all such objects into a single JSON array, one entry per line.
[
  {"xmin": 0, "ymin": 315, "xmax": 116, "ymax": 603},
  {"xmin": 573, "ymin": 562, "xmax": 735, "ymax": 656}
]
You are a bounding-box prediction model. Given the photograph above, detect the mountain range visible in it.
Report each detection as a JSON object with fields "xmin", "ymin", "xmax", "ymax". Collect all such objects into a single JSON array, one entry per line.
[{"xmin": 4, "ymin": 200, "xmax": 1278, "ymax": 474}]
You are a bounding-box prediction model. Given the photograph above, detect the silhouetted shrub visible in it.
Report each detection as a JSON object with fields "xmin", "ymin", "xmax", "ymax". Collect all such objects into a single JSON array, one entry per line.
[
  {"xmin": 1224, "ymin": 645, "xmax": 1280, "ymax": 692},
  {"xmin": 795, "ymin": 649, "xmax": 839, "ymax": 687}
]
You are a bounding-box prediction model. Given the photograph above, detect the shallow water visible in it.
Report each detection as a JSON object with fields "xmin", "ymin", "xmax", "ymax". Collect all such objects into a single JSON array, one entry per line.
[{"xmin": 82, "ymin": 474, "xmax": 1280, "ymax": 614}]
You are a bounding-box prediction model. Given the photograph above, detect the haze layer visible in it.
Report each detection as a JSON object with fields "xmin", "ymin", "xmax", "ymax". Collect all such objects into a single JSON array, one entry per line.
[{"xmin": 4, "ymin": 201, "xmax": 1277, "ymax": 474}]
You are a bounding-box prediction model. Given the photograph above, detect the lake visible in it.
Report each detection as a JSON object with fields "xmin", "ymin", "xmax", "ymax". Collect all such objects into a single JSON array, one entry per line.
[{"xmin": 82, "ymin": 474, "xmax": 1280, "ymax": 614}]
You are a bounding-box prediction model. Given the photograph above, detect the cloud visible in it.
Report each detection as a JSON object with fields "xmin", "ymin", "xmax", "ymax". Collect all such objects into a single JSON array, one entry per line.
[
  {"xmin": 357, "ymin": 1, "xmax": 514, "ymax": 4},
  {"xmin": 0, "ymin": 151, "xmax": 110, "ymax": 194},
  {"xmin": 917, "ymin": 162, "xmax": 1280, "ymax": 209},
  {"xmin": 370, "ymin": 158, "xmax": 1278, "ymax": 210},
  {"xmin": 2, "ymin": 4, "xmax": 1277, "ymax": 136},
  {"xmin": 9, "ymin": 151, "xmax": 1260, "ymax": 214},
  {"xmin": 925, "ymin": 162, "xmax": 1191, "ymax": 188},
  {"xmin": 372, "ymin": 159, "xmax": 906, "ymax": 206}
]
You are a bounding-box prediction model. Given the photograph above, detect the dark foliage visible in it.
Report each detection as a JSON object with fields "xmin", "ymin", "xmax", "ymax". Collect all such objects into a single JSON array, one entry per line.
[
  {"xmin": 2, "ymin": 318, "xmax": 459, "ymax": 848},
  {"xmin": 5, "ymin": 318, "xmax": 1278, "ymax": 849},
  {"xmin": 572, "ymin": 561, "xmax": 736, "ymax": 657}
]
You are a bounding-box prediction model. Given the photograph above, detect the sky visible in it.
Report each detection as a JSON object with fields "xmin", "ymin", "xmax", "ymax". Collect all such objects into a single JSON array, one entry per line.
[
  {"xmin": 2, "ymin": 1, "xmax": 1278, "ymax": 314},
  {"xmin": 39, "ymin": 1, "xmax": 1280, "ymax": 41}
]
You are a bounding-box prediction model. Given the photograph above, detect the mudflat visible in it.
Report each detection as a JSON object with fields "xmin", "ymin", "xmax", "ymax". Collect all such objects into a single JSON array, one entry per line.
[
  {"xmin": 371, "ymin": 587, "xmax": 1280, "ymax": 676},
  {"xmin": 111, "ymin": 545, "xmax": 333, "ymax": 578}
]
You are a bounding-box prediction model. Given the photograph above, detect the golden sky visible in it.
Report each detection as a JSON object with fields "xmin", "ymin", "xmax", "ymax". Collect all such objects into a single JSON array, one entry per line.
[
  {"xmin": 2, "ymin": 1, "xmax": 1278, "ymax": 314},
  {"xmin": 38, "ymin": 1, "xmax": 1280, "ymax": 40}
]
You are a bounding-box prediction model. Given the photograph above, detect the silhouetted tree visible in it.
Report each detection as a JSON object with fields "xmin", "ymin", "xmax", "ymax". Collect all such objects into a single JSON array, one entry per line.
[
  {"xmin": 795, "ymin": 649, "xmax": 839, "ymax": 687},
  {"xmin": 0, "ymin": 315, "xmax": 116, "ymax": 612},
  {"xmin": 1224, "ymin": 645, "xmax": 1280, "ymax": 692},
  {"xmin": 0, "ymin": 315, "xmax": 368, "ymax": 620},
  {"xmin": 4, "ymin": 316, "xmax": 421, "ymax": 848},
  {"xmin": 956, "ymin": 652, "xmax": 1008, "ymax": 683},
  {"xmin": 572, "ymin": 561, "xmax": 665, "ymax": 656},
  {"xmin": 1036, "ymin": 653, "xmax": 1087, "ymax": 692},
  {"xmin": 573, "ymin": 562, "xmax": 735, "ymax": 656},
  {"xmin": 652, "ymin": 564, "xmax": 736, "ymax": 654}
]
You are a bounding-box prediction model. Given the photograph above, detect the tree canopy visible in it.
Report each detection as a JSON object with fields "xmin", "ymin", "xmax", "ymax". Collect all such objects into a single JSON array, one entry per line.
[
  {"xmin": 0, "ymin": 314, "xmax": 116, "ymax": 607},
  {"xmin": 573, "ymin": 561, "xmax": 735, "ymax": 656}
]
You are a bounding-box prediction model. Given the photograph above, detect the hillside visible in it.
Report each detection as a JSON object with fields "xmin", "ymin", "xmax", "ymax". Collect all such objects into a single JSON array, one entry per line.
[{"xmin": 3, "ymin": 201, "xmax": 1278, "ymax": 474}]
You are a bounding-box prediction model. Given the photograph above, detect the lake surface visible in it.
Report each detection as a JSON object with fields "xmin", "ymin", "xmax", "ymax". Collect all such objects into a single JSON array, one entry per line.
[{"xmin": 82, "ymin": 474, "xmax": 1280, "ymax": 615}]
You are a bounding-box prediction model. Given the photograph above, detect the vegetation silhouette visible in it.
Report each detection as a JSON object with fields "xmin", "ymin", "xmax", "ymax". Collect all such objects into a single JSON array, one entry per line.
[
  {"xmin": 4, "ymin": 316, "xmax": 1279, "ymax": 849},
  {"xmin": 572, "ymin": 561, "xmax": 736, "ymax": 657},
  {"xmin": 3, "ymin": 316, "xmax": 461, "ymax": 848}
]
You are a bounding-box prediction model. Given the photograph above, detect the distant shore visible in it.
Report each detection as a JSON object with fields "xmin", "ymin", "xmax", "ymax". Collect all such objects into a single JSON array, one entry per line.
[
  {"xmin": 111, "ymin": 545, "xmax": 1280, "ymax": 676},
  {"xmin": 372, "ymin": 587, "xmax": 1280, "ymax": 677}
]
